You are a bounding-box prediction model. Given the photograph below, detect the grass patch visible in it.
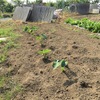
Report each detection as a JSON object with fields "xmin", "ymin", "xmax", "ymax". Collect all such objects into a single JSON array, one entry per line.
[
  {"xmin": 0, "ymin": 28, "xmax": 19, "ymax": 40},
  {"xmin": 0, "ymin": 24, "xmax": 22, "ymax": 99},
  {"xmin": 0, "ymin": 41, "xmax": 18, "ymax": 63},
  {"xmin": 3, "ymin": 84, "xmax": 22, "ymax": 100},
  {"xmin": 0, "ymin": 40, "xmax": 6, "ymax": 44},
  {"xmin": 0, "ymin": 76, "xmax": 6, "ymax": 87},
  {"xmin": 0, "ymin": 54, "xmax": 7, "ymax": 64},
  {"xmin": 89, "ymin": 34, "xmax": 100, "ymax": 39},
  {"xmin": 0, "ymin": 27, "xmax": 20, "ymax": 64},
  {"xmin": 0, "ymin": 75, "xmax": 22, "ymax": 100}
]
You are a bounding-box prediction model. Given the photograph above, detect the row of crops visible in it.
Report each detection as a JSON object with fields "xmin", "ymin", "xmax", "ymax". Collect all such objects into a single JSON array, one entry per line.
[{"xmin": 65, "ymin": 18, "xmax": 100, "ymax": 33}]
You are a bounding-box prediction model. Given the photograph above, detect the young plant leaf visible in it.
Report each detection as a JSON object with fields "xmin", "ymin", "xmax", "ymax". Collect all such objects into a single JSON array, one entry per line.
[
  {"xmin": 36, "ymin": 36, "xmax": 42, "ymax": 40},
  {"xmin": 31, "ymin": 26, "xmax": 38, "ymax": 31},
  {"xmin": 52, "ymin": 60, "xmax": 61, "ymax": 69},
  {"xmin": 61, "ymin": 60, "xmax": 68, "ymax": 67},
  {"xmin": 38, "ymin": 49, "xmax": 51, "ymax": 55},
  {"xmin": 52, "ymin": 59, "xmax": 68, "ymax": 71},
  {"xmin": 61, "ymin": 67, "xmax": 65, "ymax": 71},
  {"xmin": 24, "ymin": 26, "xmax": 29, "ymax": 32},
  {"xmin": 41, "ymin": 34, "xmax": 47, "ymax": 40},
  {"xmin": 61, "ymin": 60, "xmax": 68, "ymax": 71}
]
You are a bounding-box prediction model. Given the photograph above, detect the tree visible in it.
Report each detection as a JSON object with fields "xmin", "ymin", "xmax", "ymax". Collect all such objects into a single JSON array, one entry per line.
[
  {"xmin": 0, "ymin": 0, "xmax": 6, "ymax": 12},
  {"xmin": 11, "ymin": 0, "xmax": 24, "ymax": 6},
  {"xmin": 4, "ymin": 3, "xmax": 14, "ymax": 12},
  {"xmin": 56, "ymin": 0, "xmax": 66, "ymax": 9},
  {"xmin": 36, "ymin": 0, "xmax": 43, "ymax": 4}
]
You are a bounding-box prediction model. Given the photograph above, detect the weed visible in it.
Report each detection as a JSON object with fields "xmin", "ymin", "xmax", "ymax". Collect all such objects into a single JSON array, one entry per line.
[
  {"xmin": 0, "ymin": 40, "xmax": 6, "ymax": 44},
  {"xmin": 0, "ymin": 27, "xmax": 20, "ymax": 64},
  {"xmin": 3, "ymin": 83, "xmax": 22, "ymax": 100},
  {"xmin": 0, "ymin": 75, "xmax": 22, "ymax": 100},
  {"xmin": 0, "ymin": 41, "xmax": 18, "ymax": 64},
  {"xmin": 4, "ymin": 84, "xmax": 22, "ymax": 100},
  {"xmin": 52, "ymin": 59, "xmax": 68, "ymax": 72},
  {"xmin": 4, "ymin": 41, "xmax": 17, "ymax": 50},
  {"xmin": 0, "ymin": 24, "xmax": 22, "ymax": 100},
  {"xmin": 90, "ymin": 34, "xmax": 100, "ymax": 39},
  {"xmin": 0, "ymin": 76, "xmax": 6, "ymax": 87},
  {"xmin": 0, "ymin": 54, "xmax": 7, "ymax": 64},
  {"xmin": 4, "ymin": 92, "xmax": 12, "ymax": 100},
  {"xmin": 0, "ymin": 28, "xmax": 15, "ymax": 38}
]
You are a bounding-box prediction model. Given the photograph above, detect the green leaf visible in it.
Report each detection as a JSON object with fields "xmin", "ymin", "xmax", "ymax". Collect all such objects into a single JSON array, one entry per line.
[
  {"xmin": 41, "ymin": 34, "xmax": 47, "ymax": 40},
  {"xmin": 24, "ymin": 26, "xmax": 29, "ymax": 32},
  {"xmin": 36, "ymin": 34, "xmax": 47, "ymax": 41},
  {"xmin": 61, "ymin": 60, "xmax": 68, "ymax": 67},
  {"xmin": 28, "ymin": 29, "xmax": 33, "ymax": 33},
  {"xmin": 36, "ymin": 36, "xmax": 42, "ymax": 40},
  {"xmin": 61, "ymin": 60, "xmax": 68, "ymax": 71},
  {"xmin": 52, "ymin": 59, "xmax": 68, "ymax": 71},
  {"xmin": 52, "ymin": 60, "xmax": 61, "ymax": 69},
  {"xmin": 61, "ymin": 67, "xmax": 65, "ymax": 71},
  {"xmin": 31, "ymin": 26, "xmax": 38, "ymax": 30},
  {"xmin": 38, "ymin": 49, "xmax": 51, "ymax": 55}
]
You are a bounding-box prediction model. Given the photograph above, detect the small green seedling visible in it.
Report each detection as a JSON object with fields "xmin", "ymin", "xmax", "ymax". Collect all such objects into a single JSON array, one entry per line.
[
  {"xmin": 36, "ymin": 34, "xmax": 47, "ymax": 46},
  {"xmin": 0, "ymin": 40, "xmax": 5, "ymax": 44},
  {"xmin": 36, "ymin": 34, "xmax": 47, "ymax": 41},
  {"xmin": 31, "ymin": 26, "xmax": 38, "ymax": 31},
  {"xmin": 0, "ymin": 76, "xmax": 6, "ymax": 87},
  {"xmin": 0, "ymin": 54, "xmax": 7, "ymax": 63},
  {"xmin": 38, "ymin": 49, "xmax": 51, "ymax": 58},
  {"xmin": 24, "ymin": 26, "xmax": 38, "ymax": 34},
  {"xmin": 24, "ymin": 26, "xmax": 29, "ymax": 32},
  {"xmin": 52, "ymin": 59, "xmax": 68, "ymax": 72},
  {"xmin": 24, "ymin": 26, "xmax": 33, "ymax": 34}
]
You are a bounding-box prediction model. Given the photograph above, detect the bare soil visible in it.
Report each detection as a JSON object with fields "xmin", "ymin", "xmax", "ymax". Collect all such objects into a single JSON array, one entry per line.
[{"xmin": 0, "ymin": 13, "xmax": 100, "ymax": 100}]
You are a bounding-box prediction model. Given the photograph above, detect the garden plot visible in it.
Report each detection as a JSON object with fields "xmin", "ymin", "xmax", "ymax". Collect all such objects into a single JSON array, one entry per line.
[{"xmin": 0, "ymin": 14, "xmax": 100, "ymax": 100}]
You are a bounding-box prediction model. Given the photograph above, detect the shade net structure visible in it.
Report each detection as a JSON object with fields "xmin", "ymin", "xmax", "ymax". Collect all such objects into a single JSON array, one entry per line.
[{"xmin": 13, "ymin": 5, "xmax": 55, "ymax": 22}]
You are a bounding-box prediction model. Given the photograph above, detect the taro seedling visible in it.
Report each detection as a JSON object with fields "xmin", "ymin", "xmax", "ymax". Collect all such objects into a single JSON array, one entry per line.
[
  {"xmin": 38, "ymin": 49, "xmax": 51, "ymax": 57},
  {"xmin": 36, "ymin": 34, "xmax": 47, "ymax": 47},
  {"xmin": 24, "ymin": 26, "xmax": 29, "ymax": 32},
  {"xmin": 24, "ymin": 26, "xmax": 38, "ymax": 34},
  {"xmin": 52, "ymin": 59, "xmax": 68, "ymax": 72},
  {"xmin": 36, "ymin": 34, "xmax": 47, "ymax": 41},
  {"xmin": 31, "ymin": 26, "xmax": 38, "ymax": 31},
  {"xmin": 38, "ymin": 49, "xmax": 51, "ymax": 62}
]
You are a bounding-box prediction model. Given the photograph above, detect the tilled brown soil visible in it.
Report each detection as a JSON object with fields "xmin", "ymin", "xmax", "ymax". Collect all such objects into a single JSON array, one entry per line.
[{"xmin": 0, "ymin": 14, "xmax": 100, "ymax": 100}]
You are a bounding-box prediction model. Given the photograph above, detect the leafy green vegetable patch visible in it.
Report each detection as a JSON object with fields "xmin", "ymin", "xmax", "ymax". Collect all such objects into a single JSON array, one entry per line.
[{"xmin": 65, "ymin": 18, "xmax": 100, "ymax": 33}]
